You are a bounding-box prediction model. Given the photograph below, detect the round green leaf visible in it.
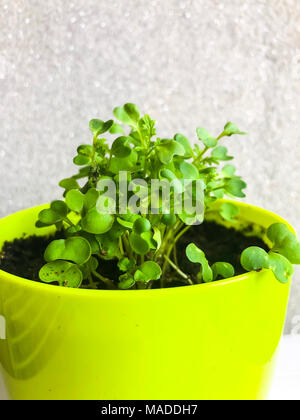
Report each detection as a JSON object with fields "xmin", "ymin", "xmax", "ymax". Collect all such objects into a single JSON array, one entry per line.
[
  {"xmin": 39, "ymin": 261, "xmax": 83, "ymax": 288},
  {"xmin": 174, "ymin": 133, "xmax": 193, "ymax": 158},
  {"xmin": 268, "ymin": 252, "xmax": 293, "ymax": 284},
  {"xmin": 223, "ymin": 122, "xmax": 246, "ymax": 136},
  {"xmin": 118, "ymin": 274, "xmax": 135, "ymax": 290},
  {"xmin": 81, "ymin": 208, "xmax": 114, "ymax": 234},
  {"xmin": 220, "ymin": 202, "xmax": 239, "ymax": 222},
  {"xmin": 185, "ymin": 243, "xmax": 213, "ymax": 283},
  {"xmin": 240, "ymin": 246, "xmax": 269, "ymax": 271},
  {"xmin": 44, "ymin": 237, "xmax": 92, "ymax": 265},
  {"xmin": 89, "ymin": 119, "xmax": 113, "ymax": 135},
  {"xmin": 109, "ymin": 123, "xmax": 125, "ymax": 134},
  {"xmin": 113, "ymin": 103, "xmax": 140, "ymax": 127},
  {"xmin": 38, "ymin": 201, "xmax": 68, "ymax": 225},
  {"xmin": 272, "ymin": 236, "xmax": 300, "ymax": 265},
  {"xmin": 222, "ymin": 164, "xmax": 236, "ymax": 178},
  {"xmin": 133, "ymin": 218, "xmax": 151, "ymax": 234},
  {"xmin": 225, "ymin": 178, "xmax": 247, "ymax": 198},
  {"xmin": 39, "ymin": 260, "xmax": 73, "ymax": 283},
  {"xmin": 73, "ymin": 155, "xmax": 92, "ymax": 166},
  {"xmin": 111, "ymin": 136, "xmax": 132, "ymax": 158},
  {"xmin": 211, "ymin": 146, "xmax": 233, "ymax": 161},
  {"xmin": 129, "ymin": 232, "xmax": 150, "ymax": 255},
  {"xmin": 124, "ymin": 103, "xmax": 140, "ymax": 125},
  {"xmin": 196, "ymin": 127, "xmax": 211, "ymax": 141},
  {"xmin": 157, "ymin": 140, "xmax": 185, "ymax": 164},
  {"xmin": 84, "ymin": 188, "xmax": 99, "ymax": 210},
  {"xmin": 59, "ymin": 178, "xmax": 80, "ymax": 191},
  {"xmin": 203, "ymin": 137, "xmax": 217, "ymax": 148},
  {"xmin": 211, "ymin": 262, "xmax": 235, "ymax": 280},
  {"xmin": 63, "ymin": 265, "xmax": 84, "ymax": 288},
  {"xmin": 161, "ymin": 214, "xmax": 177, "ymax": 226},
  {"xmin": 77, "ymin": 144, "xmax": 93, "ymax": 156},
  {"xmin": 179, "ymin": 161, "xmax": 199, "ymax": 179},
  {"xmin": 118, "ymin": 257, "xmax": 136, "ymax": 272},
  {"xmin": 267, "ymin": 223, "xmax": 292, "ymax": 245},
  {"xmin": 134, "ymin": 261, "xmax": 162, "ymax": 283},
  {"xmin": 66, "ymin": 189, "xmax": 85, "ymax": 213}
]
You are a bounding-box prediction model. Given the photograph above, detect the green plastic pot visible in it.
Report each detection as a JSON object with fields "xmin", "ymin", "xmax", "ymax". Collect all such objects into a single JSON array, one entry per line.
[{"xmin": 0, "ymin": 200, "xmax": 293, "ymax": 400}]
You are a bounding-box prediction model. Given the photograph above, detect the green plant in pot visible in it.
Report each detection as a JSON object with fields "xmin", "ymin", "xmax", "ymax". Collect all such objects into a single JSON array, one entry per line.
[{"xmin": 0, "ymin": 103, "xmax": 299, "ymax": 400}]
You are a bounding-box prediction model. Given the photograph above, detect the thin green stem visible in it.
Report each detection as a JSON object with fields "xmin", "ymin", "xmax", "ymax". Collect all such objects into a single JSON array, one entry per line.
[
  {"xmin": 163, "ymin": 255, "xmax": 193, "ymax": 285},
  {"xmin": 92, "ymin": 271, "xmax": 116, "ymax": 289}
]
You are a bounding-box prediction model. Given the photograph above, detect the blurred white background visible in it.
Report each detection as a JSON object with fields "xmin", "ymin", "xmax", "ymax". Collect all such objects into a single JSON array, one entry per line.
[{"xmin": 0, "ymin": 0, "xmax": 299, "ymax": 332}]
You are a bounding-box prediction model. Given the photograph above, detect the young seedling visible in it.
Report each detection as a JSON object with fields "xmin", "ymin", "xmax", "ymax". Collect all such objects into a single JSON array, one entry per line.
[
  {"xmin": 36, "ymin": 103, "xmax": 299, "ymax": 289},
  {"xmin": 241, "ymin": 223, "xmax": 300, "ymax": 283}
]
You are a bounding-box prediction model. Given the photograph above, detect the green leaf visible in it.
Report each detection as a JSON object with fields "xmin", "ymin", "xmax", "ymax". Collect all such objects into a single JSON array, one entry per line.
[
  {"xmin": 267, "ymin": 223, "xmax": 291, "ymax": 245},
  {"xmin": 196, "ymin": 127, "xmax": 217, "ymax": 148},
  {"xmin": 196, "ymin": 127, "xmax": 211, "ymax": 141},
  {"xmin": 95, "ymin": 234, "xmax": 121, "ymax": 260},
  {"xmin": 223, "ymin": 122, "xmax": 246, "ymax": 137},
  {"xmin": 211, "ymin": 262, "xmax": 235, "ymax": 280},
  {"xmin": 44, "ymin": 236, "xmax": 92, "ymax": 265},
  {"xmin": 157, "ymin": 140, "xmax": 185, "ymax": 164},
  {"xmin": 59, "ymin": 178, "xmax": 80, "ymax": 191},
  {"xmin": 185, "ymin": 243, "xmax": 213, "ymax": 283},
  {"xmin": 240, "ymin": 247, "xmax": 269, "ymax": 271},
  {"xmin": 161, "ymin": 214, "xmax": 177, "ymax": 226},
  {"xmin": 89, "ymin": 119, "xmax": 113, "ymax": 135},
  {"xmin": 116, "ymin": 217, "xmax": 134, "ymax": 230},
  {"xmin": 222, "ymin": 164, "xmax": 236, "ymax": 178},
  {"xmin": 84, "ymin": 188, "xmax": 99, "ymax": 210},
  {"xmin": 202, "ymin": 137, "xmax": 218, "ymax": 148},
  {"xmin": 220, "ymin": 202, "xmax": 239, "ymax": 222},
  {"xmin": 89, "ymin": 119, "xmax": 103, "ymax": 134},
  {"xmin": 108, "ymin": 150, "xmax": 138, "ymax": 174},
  {"xmin": 111, "ymin": 136, "xmax": 132, "ymax": 158},
  {"xmin": 129, "ymin": 232, "xmax": 150, "ymax": 255},
  {"xmin": 118, "ymin": 273, "xmax": 135, "ymax": 290},
  {"xmin": 179, "ymin": 161, "xmax": 199, "ymax": 179},
  {"xmin": 174, "ymin": 134, "xmax": 193, "ymax": 158},
  {"xmin": 225, "ymin": 178, "xmax": 247, "ymax": 198},
  {"xmin": 268, "ymin": 252, "xmax": 293, "ymax": 284},
  {"xmin": 211, "ymin": 146, "xmax": 233, "ymax": 161},
  {"xmin": 134, "ymin": 261, "xmax": 162, "ymax": 283},
  {"xmin": 272, "ymin": 236, "xmax": 300, "ymax": 265},
  {"xmin": 38, "ymin": 201, "xmax": 68, "ymax": 225},
  {"xmin": 109, "ymin": 122, "xmax": 124, "ymax": 134},
  {"xmin": 81, "ymin": 208, "xmax": 114, "ymax": 234},
  {"xmin": 39, "ymin": 260, "xmax": 83, "ymax": 288},
  {"xmin": 77, "ymin": 144, "xmax": 93, "ymax": 156},
  {"xmin": 160, "ymin": 169, "xmax": 183, "ymax": 193},
  {"xmin": 113, "ymin": 103, "xmax": 140, "ymax": 127},
  {"xmin": 153, "ymin": 226, "xmax": 162, "ymax": 250},
  {"xmin": 73, "ymin": 154, "xmax": 92, "ymax": 166},
  {"xmin": 124, "ymin": 103, "xmax": 140, "ymax": 125},
  {"xmin": 118, "ymin": 257, "xmax": 136, "ymax": 272},
  {"xmin": 133, "ymin": 217, "xmax": 151, "ymax": 234},
  {"xmin": 65, "ymin": 189, "xmax": 85, "ymax": 213},
  {"xmin": 266, "ymin": 224, "xmax": 300, "ymax": 263},
  {"xmin": 79, "ymin": 231, "xmax": 100, "ymax": 254}
]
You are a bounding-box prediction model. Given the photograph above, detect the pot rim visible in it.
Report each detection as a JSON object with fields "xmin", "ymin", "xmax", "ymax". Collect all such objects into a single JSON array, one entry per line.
[{"xmin": 0, "ymin": 200, "xmax": 294, "ymax": 297}]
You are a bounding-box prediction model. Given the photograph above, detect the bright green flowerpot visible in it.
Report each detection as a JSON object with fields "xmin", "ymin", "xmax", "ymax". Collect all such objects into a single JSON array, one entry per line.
[{"xmin": 0, "ymin": 201, "xmax": 293, "ymax": 400}]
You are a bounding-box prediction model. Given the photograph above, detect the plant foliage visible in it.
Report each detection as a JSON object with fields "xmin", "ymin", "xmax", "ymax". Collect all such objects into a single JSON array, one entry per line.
[{"xmin": 36, "ymin": 104, "xmax": 299, "ymax": 289}]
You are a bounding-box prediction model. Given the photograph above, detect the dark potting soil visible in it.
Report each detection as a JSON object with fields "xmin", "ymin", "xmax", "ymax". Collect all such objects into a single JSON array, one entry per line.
[
  {"xmin": 0, "ymin": 221, "xmax": 268, "ymax": 287},
  {"xmin": 177, "ymin": 221, "xmax": 268, "ymax": 280}
]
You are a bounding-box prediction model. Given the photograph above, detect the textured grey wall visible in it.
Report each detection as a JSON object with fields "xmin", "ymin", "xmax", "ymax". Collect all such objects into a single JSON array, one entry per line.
[{"xmin": 0, "ymin": 0, "xmax": 299, "ymax": 332}]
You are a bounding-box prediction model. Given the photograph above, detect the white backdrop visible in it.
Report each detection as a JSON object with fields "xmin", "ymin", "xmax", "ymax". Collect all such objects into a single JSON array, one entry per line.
[{"xmin": 0, "ymin": 0, "xmax": 299, "ymax": 332}]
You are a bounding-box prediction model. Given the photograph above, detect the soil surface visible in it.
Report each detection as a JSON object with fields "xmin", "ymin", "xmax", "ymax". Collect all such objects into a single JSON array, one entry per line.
[
  {"xmin": 177, "ymin": 221, "xmax": 268, "ymax": 279},
  {"xmin": 0, "ymin": 221, "xmax": 268, "ymax": 288}
]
